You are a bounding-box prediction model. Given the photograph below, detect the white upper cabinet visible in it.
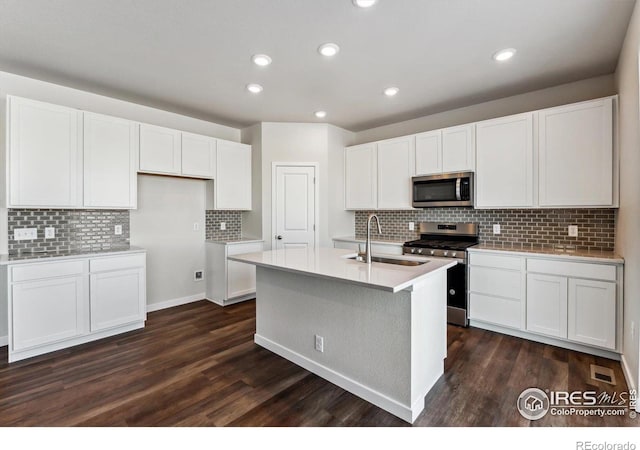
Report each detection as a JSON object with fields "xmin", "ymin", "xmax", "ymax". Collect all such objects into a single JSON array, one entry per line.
[
  {"xmin": 415, "ymin": 130, "xmax": 442, "ymax": 175},
  {"xmin": 475, "ymin": 113, "xmax": 534, "ymax": 208},
  {"xmin": 345, "ymin": 143, "xmax": 377, "ymax": 210},
  {"xmin": 538, "ymin": 98, "xmax": 614, "ymax": 207},
  {"xmin": 215, "ymin": 140, "xmax": 251, "ymax": 210},
  {"xmin": 181, "ymin": 132, "xmax": 216, "ymax": 179},
  {"xmin": 8, "ymin": 96, "xmax": 83, "ymax": 208},
  {"xmin": 377, "ymin": 136, "xmax": 415, "ymax": 209},
  {"xmin": 442, "ymin": 124, "xmax": 474, "ymax": 173},
  {"xmin": 83, "ymin": 112, "xmax": 138, "ymax": 209},
  {"xmin": 139, "ymin": 123, "xmax": 182, "ymax": 175}
]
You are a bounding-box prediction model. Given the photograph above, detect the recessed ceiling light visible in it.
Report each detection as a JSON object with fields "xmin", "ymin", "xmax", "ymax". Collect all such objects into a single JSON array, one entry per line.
[
  {"xmin": 318, "ymin": 43, "xmax": 340, "ymax": 57},
  {"xmin": 246, "ymin": 83, "xmax": 263, "ymax": 94},
  {"xmin": 493, "ymin": 48, "xmax": 516, "ymax": 62},
  {"xmin": 353, "ymin": 0, "xmax": 377, "ymax": 7},
  {"xmin": 314, "ymin": 111, "xmax": 327, "ymax": 119},
  {"xmin": 384, "ymin": 87, "xmax": 399, "ymax": 97},
  {"xmin": 252, "ymin": 54, "xmax": 272, "ymax": 66}
]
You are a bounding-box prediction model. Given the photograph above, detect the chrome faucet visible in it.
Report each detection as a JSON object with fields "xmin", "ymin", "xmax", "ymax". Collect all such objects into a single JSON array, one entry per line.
[{"xmin": 363, "ymin": 213, "xmax": 382, "ymax": 264}]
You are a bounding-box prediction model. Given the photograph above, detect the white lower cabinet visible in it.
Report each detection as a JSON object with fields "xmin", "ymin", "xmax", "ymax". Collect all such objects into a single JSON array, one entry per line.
[
  {"xmin": 206, "ymin": 241, "xmax": 263, "ymax": 306},
  {"xmin": 6, "ymin": 251, "xmax": 147, "ymax": 363},
  {"xmin": 468, "ymin": 249, "xmax": 622, "ymax": 355}
]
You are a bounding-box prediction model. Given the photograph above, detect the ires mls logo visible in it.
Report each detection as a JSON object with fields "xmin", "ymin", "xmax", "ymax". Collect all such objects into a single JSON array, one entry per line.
[{"xmin": 517, "ymin": 388, "xmax": 550, "ymax": 420}]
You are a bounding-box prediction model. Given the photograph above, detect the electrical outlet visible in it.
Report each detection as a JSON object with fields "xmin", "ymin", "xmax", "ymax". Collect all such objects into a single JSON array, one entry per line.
[
  {"xmin": 408, "ymin": 222, "xmax": 415, "ymax": 231},
  {"xmin": 568, "ymin": 225, "xmax": 578, "ymax": 237},
  {"xmin": 114, "ymin": 225, "xmax": 123, "ymax": 235},
  {"xmin": 194, "ymin": 270, "xmax": 203, "ymax": 281},
  {"xmin": 493, "ymin": 224, "xmax": 501, "ymax": 235},
  {"xmin": 14, "ymin": 228, "xmax": 37, "ymax": 240},
  {"xmin": 220, "ymin": 222, "xmax": 226, "ymax": 231},
  {"xmin": 314, "ymin": 335, "xmax": 324, "ymax": 353},
  {"xmin": 44, "ymin": 227, "xmax": 55, "ymax": 239},
  {"xmin": 193, "ymin": 222, "xmax": 199, "ymax": 232}
]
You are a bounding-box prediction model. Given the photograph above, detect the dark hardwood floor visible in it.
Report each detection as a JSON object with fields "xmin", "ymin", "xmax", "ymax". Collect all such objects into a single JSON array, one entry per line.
[{"xmin": 0, "ymin": 300, "xmax": 636, "ymax": 426}]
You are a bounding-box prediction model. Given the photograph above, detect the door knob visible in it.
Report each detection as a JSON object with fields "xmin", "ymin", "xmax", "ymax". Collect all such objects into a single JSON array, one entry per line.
[{"xmin": 276, "ymin": 235, "xmax": 283, "ymax": 240}]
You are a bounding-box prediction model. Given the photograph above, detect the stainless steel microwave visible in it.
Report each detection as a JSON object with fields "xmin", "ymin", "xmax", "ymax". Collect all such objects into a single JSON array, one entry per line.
[{"xmin": 412, "ymin": 172, "xmax": 474, "ymax": 208}]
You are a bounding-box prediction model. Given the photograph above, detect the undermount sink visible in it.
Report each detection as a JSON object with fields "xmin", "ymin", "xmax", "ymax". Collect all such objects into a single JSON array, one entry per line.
[{"xmin": 347, "ymin": 255, "xmax": 428, "ymax": 266}]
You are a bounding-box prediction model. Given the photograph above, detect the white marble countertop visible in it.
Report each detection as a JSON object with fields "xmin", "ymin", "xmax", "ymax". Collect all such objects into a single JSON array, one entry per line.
[
  {"xmin": 468, "ymin": 245, "xmax": 624, "ymax": 264},
  {"xmin": 228, "ymin": 247, "xmax": 456, "ymax": 293},
  {"xmin": 0, "ymin": 246, "xmax": 147, "ymax": 265},
  {"xmin": 332, "ymin": 236, "xmax": 406, "ymax": 246},
  {"xmin": 206, "ymin": 238, "xmax": 264, "ymax": 245}
]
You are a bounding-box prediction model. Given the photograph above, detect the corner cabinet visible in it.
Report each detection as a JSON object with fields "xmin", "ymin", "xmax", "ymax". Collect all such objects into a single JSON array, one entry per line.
[
  {"xmin": 214, "ymin": 141, "xmax": 252, "ymax": 210},
  {"xmin": 377, "ymin": 136, "xmax": 415, "ymax": 209},
  {"xmin": 6, "ymin": 251, "xmax": 147, "ymax": 363},
  {"xmin": 538, "ymin": 98, "xmax": 614, "ymax": 207},
  {"xmin": 7, "ymin": 96, "xmax": 83, "ymax": 208},
  {"xmin": 206, "ymin": 241, "xmax": 263, "ymax": 306},
  {"xmin": 345, "ymin": 143, "xmax": 377, "ymax": 209},
  {"xmin": 468, "ymin": 249, "xmax": 623, "ymax": 357}
]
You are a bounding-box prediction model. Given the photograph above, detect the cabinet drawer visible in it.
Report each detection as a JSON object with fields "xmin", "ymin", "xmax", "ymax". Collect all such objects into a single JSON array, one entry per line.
[
  {"xmin": 227, "ymin": 242, "xmax": 263, "ymax": 256},
  {"xmin": 469, "ymin": 266, "xmax": 521, "ymax": 299},
  {"xmin": 469, "ymin": 253, "xmax": 522, "ymax": 270},
  {"xmin": 527, "ymin": 259, "xmax": 616, "ymax": 281},
  {"xmin": 90, "ymin": 254, "xmax": 146, "ymax": 272},
  {"xmin": 12, "ymin": 260, "xmax": 86, "ymax": 283},
  {"xmin": 469, "ymin": 293, "xmax": 522, "ymax": 329}
]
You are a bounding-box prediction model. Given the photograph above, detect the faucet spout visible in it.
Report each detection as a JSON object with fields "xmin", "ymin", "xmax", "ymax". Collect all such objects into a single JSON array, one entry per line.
[{"xmin": 364, "ymin": 213, "xmax": 382, "ymax": 264}]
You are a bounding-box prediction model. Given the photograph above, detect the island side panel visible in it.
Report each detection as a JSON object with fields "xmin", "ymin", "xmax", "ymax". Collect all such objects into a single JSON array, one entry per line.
[
  {"xmin": 254, "ymin": 266, "xmax": 413, "ymax": 414},
  {"xmin": 410, "ymin": 270, "xmax": 447, "ymax": 421}
]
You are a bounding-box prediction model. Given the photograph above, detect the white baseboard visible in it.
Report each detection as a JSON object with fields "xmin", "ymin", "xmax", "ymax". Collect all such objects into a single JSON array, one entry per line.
[
  {"xmin": 146, "ymin": 293, "xmax": 205, "ymax": 313},
  {"xmin": 254, "ymin": 333, "xmax": 416, "ymax": 423},
  {"xmin": 0, "ymin": 335, "xmax": 7, "ymax": 347},
  {"xmin": 620, "ymin": 354, "xmax": 639, "ymax": 412},
  {"xmin": 205, "ymin": 293, "xmax": 255, "ymax": 307}
]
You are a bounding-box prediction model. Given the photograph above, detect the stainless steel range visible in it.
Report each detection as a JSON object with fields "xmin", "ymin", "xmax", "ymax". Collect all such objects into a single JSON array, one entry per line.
[{"xmin": 403, "ymin": 222, "xmax": 479, "ymax": 327}]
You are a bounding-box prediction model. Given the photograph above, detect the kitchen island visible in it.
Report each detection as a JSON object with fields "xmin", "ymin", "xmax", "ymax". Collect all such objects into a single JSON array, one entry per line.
[{"xmin": 228, "ymin": 247, "xmax": 456, "ymax": 423}]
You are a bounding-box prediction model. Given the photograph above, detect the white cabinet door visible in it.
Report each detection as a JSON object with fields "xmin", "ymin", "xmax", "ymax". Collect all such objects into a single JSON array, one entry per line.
[
  {"xmin": 345, "ymin": 143, "xmax": 377, "ymax": 209},
  {"xmin": 227, "ymin": 260, "xmax": 257, "ymax": 299},
  {"xmin": 11, "ymin": 275, "xmax": 87, "ymax": 351},
  {"xmin": 90, "ymin": 267, "xmax": 146, "ymax": 332},
  {"xmin": 215, "ymin": 141, "xmax": 252, "ymax": 210},
  {"xmin": 415, "ymin": 130, "xmax": 442, "ymax": 175},
  {"xmin": 526, "ymin": 273, "xmax": 568, "ymax": 338},
  {"xmin": 442, "ymin": 124, "xmax": 474, "ymax": 172},
  {"xmin": 568, "ymin": 278, "xmax": 616, "ymax": 349},
  {"xmin": 139, "ymin": 123, "xmax": 182, "ymax": 175},
  {"xmin": 476, "ymin": 113, "xmax": 534, "ymax": 208},
  {"xmin": 538, "ymin": 98, "xmax": 613, "ymax": 207},
  {"xmin": 8, "ymin": 96, "xmax": 82, "ymax": 207},
  {"xmin": 182, "ymin": 132, "xmax": 216, "ymax": 179},
  {"xmin": 377, "ymin": 136, "xmax": 415, "ymax": 209},
  {"xmin": 83, "ymin": 112, "xmax": 138, "ymax": 209}
]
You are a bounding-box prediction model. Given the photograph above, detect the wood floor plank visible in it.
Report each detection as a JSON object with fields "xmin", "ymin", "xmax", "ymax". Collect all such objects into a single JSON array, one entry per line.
[{"xmin": 0, "ymin": 299, "xmax": 636, "ymax": 427}]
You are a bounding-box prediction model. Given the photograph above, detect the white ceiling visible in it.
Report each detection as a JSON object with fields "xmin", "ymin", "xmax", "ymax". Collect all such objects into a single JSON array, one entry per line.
[{"xmin": 0, "ymin": 0, "xmax": 634, "ymax": 131}]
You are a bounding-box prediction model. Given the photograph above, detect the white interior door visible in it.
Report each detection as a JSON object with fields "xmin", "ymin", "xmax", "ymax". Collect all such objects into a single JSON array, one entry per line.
[{"xmin": 273, "ymin": 165, "xmax": 316, "ymax": 250}]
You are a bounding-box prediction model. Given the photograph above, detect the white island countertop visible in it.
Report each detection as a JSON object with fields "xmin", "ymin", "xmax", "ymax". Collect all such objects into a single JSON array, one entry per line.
[{"xmin": 228, "ymin": 247, "xmax": 456, "ymax": 293}]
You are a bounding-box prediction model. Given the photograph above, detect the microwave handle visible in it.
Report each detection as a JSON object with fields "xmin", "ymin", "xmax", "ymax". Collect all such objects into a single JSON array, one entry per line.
[{"xmin": 456, "ymin": 178, "xmax": 461, "ymax": 201}]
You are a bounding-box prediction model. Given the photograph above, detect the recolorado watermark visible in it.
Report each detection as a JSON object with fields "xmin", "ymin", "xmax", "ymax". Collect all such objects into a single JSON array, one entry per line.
[
  {"xmin": 575, "ymin": 442, "xmax": 636, "ymax": 450},
  {"xmin": 516, "ymin": 387, "xmax": 637, "ymax": 420}
]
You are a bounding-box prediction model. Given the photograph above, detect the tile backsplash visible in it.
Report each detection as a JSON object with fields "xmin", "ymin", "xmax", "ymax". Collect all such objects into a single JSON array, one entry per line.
[
  {"xmin": 355, "ymin": 208, "xmax": 616, "ymax": 251},
  {"xmin": 8, "ymin": 209, "xmax": 130, "ymax": 253},
  {"xmin": 206, "ymin": 210, "xmax": 242, "ymax": 241}
]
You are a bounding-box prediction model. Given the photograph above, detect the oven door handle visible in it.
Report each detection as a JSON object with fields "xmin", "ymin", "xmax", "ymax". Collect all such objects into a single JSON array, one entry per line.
[{"xmin": 455, "ymin": 178, "xmax": 462, "ymax": 201}]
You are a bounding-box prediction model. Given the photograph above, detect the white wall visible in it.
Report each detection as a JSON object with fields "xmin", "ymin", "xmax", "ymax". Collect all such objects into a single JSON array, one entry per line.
[
  {"xmin": 131, "ymin": 175, "xmax": 206, "ymax": 306},
  {"xmin": 0, "ymin": 71, "xmax": 242, "ymax": 313},
  {"xmin": 241, "ymin": 123, "xmax": 263, "ymax": 239},
  {"xmin": 614, "ymin": 1, "xmax": 640, "ymax": 395},
  {"xmin": 256, "ymin": 123, "xmax": 355, "ymax": 250},
  {"xmin": 354, "ymin": 75, "xmax": 616, "ymax": 144}
]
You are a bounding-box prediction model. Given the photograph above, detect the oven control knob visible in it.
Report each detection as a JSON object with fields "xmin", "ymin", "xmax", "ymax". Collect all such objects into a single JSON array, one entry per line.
[
  {"xmin": 430, "ymin": 250, "xmax": 435, "ymax": 256},
  {"xmin": 417, "ymin": 249, "xmax": 423, "ymax": 254},
  {"xmin": 410, "ymin": 248, "xmax": 416, "ymax": 254},
  {"xmin": 443, "ymin": 251, "xmax": 449, "ymax": 257},
  {"xmin": 449, "ymin": 289, "xmax": 456, "ymax": 296},
  {"xmin": 451, "ymin": 252, "xmax": 457, "ymax": 258}
]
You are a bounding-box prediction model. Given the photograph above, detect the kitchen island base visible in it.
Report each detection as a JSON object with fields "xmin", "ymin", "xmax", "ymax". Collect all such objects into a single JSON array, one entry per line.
[{"xmin": 253, "ymin": 266, "xmax": 447, "ymax": 423}]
